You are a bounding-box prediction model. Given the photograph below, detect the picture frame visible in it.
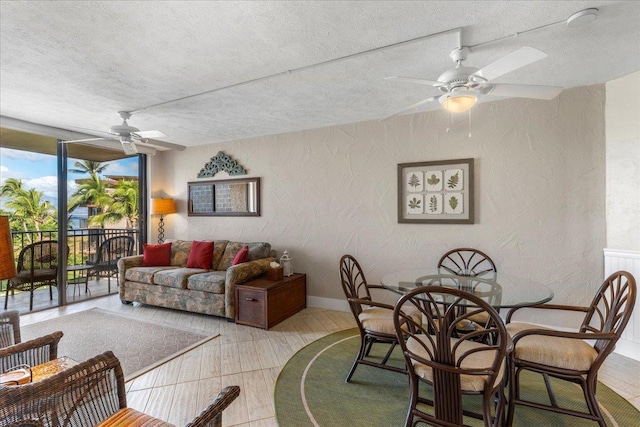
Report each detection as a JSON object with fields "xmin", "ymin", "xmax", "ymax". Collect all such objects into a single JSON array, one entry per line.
[{"xmin": 398, "ymin": 158, "xmax": 474, "ymax": 224}]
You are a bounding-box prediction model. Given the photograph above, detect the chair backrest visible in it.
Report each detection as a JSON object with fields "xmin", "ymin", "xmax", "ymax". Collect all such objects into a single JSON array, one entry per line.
[
  {"xmin": 0, "ymin": 351, "xmax": 126, "ymax": 426},
  {"xmin": 94, "ymin": 236, "xmax": 135, "ymax": 265},
  {"xmin": 393, "ymin": 285, "xmax": 510, "ymax": 424},
  {"xmin": 0, "ymin": 331, "xmax": 63, "ymax": 374},
  {"xmin": 339, "ymin": 255, "xmax": 372, "ymax": 317},
  {"xmin": 437, "ymin": 248, "xmax": 496, "ymax": 277},
  {"xmin": 16, "ymin": 240, "xmax": 60, "ymax": 273},
  {"xmin": 581, "ymin": 271, "xmax": 636, "ymax": 362},
  {"xmin": 0, "ymin": 310, "xmax": 21, "ymax": 347}
]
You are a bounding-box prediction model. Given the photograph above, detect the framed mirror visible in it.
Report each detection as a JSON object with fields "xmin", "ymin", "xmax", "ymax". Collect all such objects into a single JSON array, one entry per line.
[{"xmin": 188, "ymin": 177, "xmax": 260, "ymax": 216}]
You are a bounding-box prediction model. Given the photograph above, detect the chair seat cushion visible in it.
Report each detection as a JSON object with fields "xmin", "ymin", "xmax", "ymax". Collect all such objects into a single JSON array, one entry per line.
[
  {"xmin": 96, "ymin": 408, "xmax": 175, "ymax": 427},
  {"xmin": 359, "ymin": 306, "xmax": 421, "ymax": 335},
  {"xmin": 406, "ymin": 335, "xmax": 504, "ymax": 392},
  {"xmin": 507, "ymin": 322, "xmax": 598, "ymax": 371},
  {"xmin": 11, "ymin": 269, "xmax": 57, "ymax": 284}
]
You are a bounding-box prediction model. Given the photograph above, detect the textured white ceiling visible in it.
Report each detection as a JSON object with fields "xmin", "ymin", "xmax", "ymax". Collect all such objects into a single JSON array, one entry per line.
[{"xmin": 1, "ymin": 1, "xmax": 639, "ymax": 149}]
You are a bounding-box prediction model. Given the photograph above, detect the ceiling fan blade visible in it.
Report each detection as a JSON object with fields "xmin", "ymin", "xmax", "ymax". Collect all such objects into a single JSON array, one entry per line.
[
  {"xmin": 136, "ymin": 138, "xmax": 187, "ymax": 151},
  {"xmin": 482, "ymin": 83, "xmax": 563, "ymax": 100},
  {"xmin": 133, "ymin": 130, "xmax": 166, "ymax": 139},
  {"xmin": 471, "ymin": 47, "xmax": 547, "ymax": 82},
  {"xmin": 61, "ymin": 137, "xmax": 108, "ymax": 144},
  {"xmin": 382, "ymin": 96, "xmax": 439, "ymax": 120},
  {"xmin": 385, "ymin": 76, "xmax": 441, "ymax": 86}
]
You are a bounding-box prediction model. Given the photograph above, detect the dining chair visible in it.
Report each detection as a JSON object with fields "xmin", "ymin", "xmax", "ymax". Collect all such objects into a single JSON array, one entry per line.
[
  {"xmin": 4, "ymin": 240, "xmax": 61, "ymax": 311},
  {"xmin": 437, "ymin": 248, "xmax": 497, "ymax": 277},
  {"xmin": 339, "ymin": 254, "xmax": 420, "ymax": 382},
  {"xmin": 0, "ymin": 331, "xmax": 63, "ymax": 374},
  {"xmin": 505, "ymin": 270, "xmax": 636, "ymax": 427},
  {"xmin": 0, "ymin": 310, "xmax": 21, "ymax": 347},
  {"xmin": 86, "ymin": 235, "xmax": 135, "ymax": 291},
  {"xmin": 393, "ymin": 285, "xmax": 511, "ymax": 427}
]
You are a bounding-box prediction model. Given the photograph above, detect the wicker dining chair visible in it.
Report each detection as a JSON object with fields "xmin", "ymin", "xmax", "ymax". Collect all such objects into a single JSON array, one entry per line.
[
  {"xmin": 0, "ymin": 331, "xmax": 63, "ymax": 374},
  {"xmin": 437, "ymin": 248, "xmax": 497, "ymax": 277},
  {"xmin": 393, "ymin": 285, "xmax": 512, "ymax": 427},
  {"xmin": 4, "ymin": 240, "xmax": 61, "ymax": 311},
  {"xmin": 505, "ymin": 270, "xmax": 636, "ymax": 427},
  {"xmin": 0, "ymin": 310, "xmax": 21, "ymax": 347},
  {"xmin": 0, "ymin": 351, "xmax": 240, "ymax": 427},
  {"xmin": 339, "ymin": 254, "xmax": 420, "ymax": 382}
]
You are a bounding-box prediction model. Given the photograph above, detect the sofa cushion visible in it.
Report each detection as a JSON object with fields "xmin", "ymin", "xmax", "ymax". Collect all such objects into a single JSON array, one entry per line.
[
  {"xmin": 188, "ymin": 271, "xmax": 226, "ymax": 293},
  {"xmin": 218, "ymin": 242, "xmax": 272, "ymax": 271},
  {"xmin": 211, "ymin": 240, "xmax": 228, "ymax": 270},
  {"xmin": 142, "ymin": 243, "xmax": 172, "ymax": 267},
  {"xmin": 169, "ymin": 240, "xmax": 192, "ymax": 267},
  {"xmin": 187, "ymin": 240, "xmax": 215, "ymax": 269},
  {"xmin": 153, "ymin": 268, "xmax": 207, "ymax": 289},
  {"xmin": 125, "ymin": 266, "xmax": 178, "ymax": 284}
]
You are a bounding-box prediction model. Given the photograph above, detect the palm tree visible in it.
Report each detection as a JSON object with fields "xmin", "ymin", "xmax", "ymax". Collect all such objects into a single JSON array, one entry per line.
[
  {"xmin": 2, "ymin": 183, "xmax": 56, "ymax": 233},
  {"xmin": 68, "ymin": 173, "xmax": 110, "ymax": 215},
  {"xmin": 69, "ymin": 160, "xmax": 109, "ymax": 177},
  {"xmin": 89, "ymin": 180, "xmax": 139, "ymax": 228}
]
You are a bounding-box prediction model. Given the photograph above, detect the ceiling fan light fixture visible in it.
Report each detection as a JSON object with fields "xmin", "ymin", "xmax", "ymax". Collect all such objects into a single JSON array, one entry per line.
[
  {"xmin": 439, "ymin": 92, "xmax": 477, "ymax": 113},
  {"xmin": 566, "ymin": 8, "xmax": 598, "ymax": 28}
]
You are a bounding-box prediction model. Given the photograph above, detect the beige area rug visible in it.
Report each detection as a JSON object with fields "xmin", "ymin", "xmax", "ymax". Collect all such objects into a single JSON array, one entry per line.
[{"xmin": 21, "ymin": 308, "xmax": 218, "ymax": 381}]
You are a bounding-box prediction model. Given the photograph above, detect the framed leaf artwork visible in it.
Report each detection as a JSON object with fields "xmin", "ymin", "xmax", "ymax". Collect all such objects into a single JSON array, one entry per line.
[{"xmin": 397, "ymin": 158, "xmax": 474, "ymax": 224}]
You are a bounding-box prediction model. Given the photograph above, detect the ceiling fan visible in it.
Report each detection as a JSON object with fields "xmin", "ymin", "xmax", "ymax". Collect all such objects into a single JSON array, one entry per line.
[
  {"xmin": 386, "ymin": 45, "xmax": 563, "ymax": 117},
  {"xmin": 64, "ymin": 111, "xmax": 174, "ymax": 155}
]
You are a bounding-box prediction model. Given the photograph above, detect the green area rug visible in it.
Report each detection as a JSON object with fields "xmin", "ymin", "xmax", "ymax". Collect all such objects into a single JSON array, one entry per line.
[
  {"xmin": 21, "ymin": 308, "xmax": 218, "ymax": 381},
  {"xmin": 275, "ymin": 328, "xmax": 639, "ymax": 427}
]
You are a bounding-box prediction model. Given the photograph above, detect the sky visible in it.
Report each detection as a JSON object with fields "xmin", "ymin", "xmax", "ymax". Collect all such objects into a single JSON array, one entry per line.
[{"xmin": 0, "ymin": 147, "xmax": 138, "ymax": 212}]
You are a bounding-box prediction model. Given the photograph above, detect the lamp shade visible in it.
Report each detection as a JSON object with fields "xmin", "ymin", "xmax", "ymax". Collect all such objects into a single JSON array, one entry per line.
[
  {"xmin": 0, "ymin": 216, "xmax": 17, "ymax": 280},
  {"xmin": 151, "ymin": 198, "xmax": 176, "ymax": 215}
]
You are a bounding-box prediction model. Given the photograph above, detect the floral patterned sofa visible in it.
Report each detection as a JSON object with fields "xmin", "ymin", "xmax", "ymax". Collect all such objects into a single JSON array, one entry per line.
[{"xmin": 117, "ymin": 239, "xmax": 274, "ymax": 320}]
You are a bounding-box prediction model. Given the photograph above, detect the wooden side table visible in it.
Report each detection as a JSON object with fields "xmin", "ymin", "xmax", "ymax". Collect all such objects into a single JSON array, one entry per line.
[{"xmin": 235, "ymin": 273, "xmax": 306, "ymax": 329}]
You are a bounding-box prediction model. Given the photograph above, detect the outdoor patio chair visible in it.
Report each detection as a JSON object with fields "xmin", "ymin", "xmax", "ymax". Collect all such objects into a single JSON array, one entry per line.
[
  {"xmin": 393, "ymin": 285, "xmax": 512, "ymax": 427},
  {"xmin": 339, "ymin": 254, "xmax": 420, "ymax": 382},
  {"xmin": 0, "ymin": 350, "xmax": 240, "ymax": 427},
  {"xmin": 86, "ymin": 235, "xmax": 134, "ymax": 291},
  {"xmin": 4, "ymin": 240, "xmax": 62, "ymax": 311},
  {"xmin": 506, "ymin": 270, "xmax": 636, "ymax": 427},
  {"xmin": 0, "ymin": 310, "xmax": 21, "ymax": 347},
  {"xmin": 0, "ymin": 331, "xmax": 63, "ymax": 375}
]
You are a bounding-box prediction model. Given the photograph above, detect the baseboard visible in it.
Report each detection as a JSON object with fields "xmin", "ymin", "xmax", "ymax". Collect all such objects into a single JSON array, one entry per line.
[
  {"xmin": 307, "ymin": 295, "xmax": 350, "ymax": 313},
  {"xmin": 614, "ymin": 338, "xmax": 640, "ymax": 361}
]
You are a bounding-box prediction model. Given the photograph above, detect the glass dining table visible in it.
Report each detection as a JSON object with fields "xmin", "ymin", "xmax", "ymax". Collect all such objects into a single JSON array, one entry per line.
[{"xmin": 381, "ymin": 268, "xmax": 554, "ymax": 310}]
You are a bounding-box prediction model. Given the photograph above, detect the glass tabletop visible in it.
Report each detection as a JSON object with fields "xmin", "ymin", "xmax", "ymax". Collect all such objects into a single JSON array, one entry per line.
[{"xmin": 381, "ymin": 268, "xmax": 554, "ymax": 309}]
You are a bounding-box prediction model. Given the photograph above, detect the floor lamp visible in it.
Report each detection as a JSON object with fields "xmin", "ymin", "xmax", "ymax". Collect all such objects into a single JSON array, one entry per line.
[
  {"xmin": 0, "ymin": 216, "xmax": 17, "ymax": 288},
  {"xmin": 151, "ymin": 198, "xmax": 176, "ymax": 244}
]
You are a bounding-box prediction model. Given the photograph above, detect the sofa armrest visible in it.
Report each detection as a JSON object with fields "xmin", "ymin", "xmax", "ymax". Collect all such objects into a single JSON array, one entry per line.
[
  {"xmin": 117, "ymin": 255, "xmax": 143, "ymax": 292},
  {"xmin": 224, "ymin": 257, "xmax": 275, "ymax": 318}
]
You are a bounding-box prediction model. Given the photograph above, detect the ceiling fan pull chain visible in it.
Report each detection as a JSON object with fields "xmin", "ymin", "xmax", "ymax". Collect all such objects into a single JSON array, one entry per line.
[
  {"xmin": 446, "ymin": 111, "xmax": 452, "ymax": 133},
  {"xmin": 468, "ymin": 109, "xmax": 472, "ymax": 138}
]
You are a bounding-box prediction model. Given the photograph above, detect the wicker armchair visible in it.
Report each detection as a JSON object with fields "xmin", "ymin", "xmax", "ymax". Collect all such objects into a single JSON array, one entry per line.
[
  {"xmin": 0, "ymin": 310, "xmax": 21, "ymax": 347},
  {"xmin": 0, "ymin": 331, "xmax": 63, "ymax": 374},
  {"xmin": 505, "ymin": 270, "xmax": 636, "ymax": 427},
  {"xmin": 0, "ymin": 351, "xmax": 240, "ymax": 427}
]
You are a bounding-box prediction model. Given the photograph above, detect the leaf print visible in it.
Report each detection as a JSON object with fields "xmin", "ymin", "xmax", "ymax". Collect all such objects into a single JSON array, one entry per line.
[
  {"xmin": 408, "ymin": 173, "xmax": 421, "ymax": 188},
  {"xmin": 449, "ymin": 196, "xmax": 458, "ymax": 210},
  {"xmin": 447, "ymin": 172, "xmax": 459, "ymax": 189},
  {"xmin": 427, "ymin": 174, "xmax": 440, "ymax": 186},
  {"xmin": 408, "ymin": 197, "xmax": 421, "ymax": 209},
  {"xmin": 429, "ymin": 195, "xmax": 438, "ymax": 212}
]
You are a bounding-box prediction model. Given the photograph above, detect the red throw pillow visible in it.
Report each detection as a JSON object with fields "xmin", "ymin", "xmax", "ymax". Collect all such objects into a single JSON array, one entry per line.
[
  {"xmin": 232, "ymin": 245, "xmax": 249, "ymax": 266},
  {"xmin": 142, "ymin": 242, "xmax": 172, "ymax": 267},
  {"xmin": 187, "ymin": 240, "xmax": 215, "ymax": 269}
]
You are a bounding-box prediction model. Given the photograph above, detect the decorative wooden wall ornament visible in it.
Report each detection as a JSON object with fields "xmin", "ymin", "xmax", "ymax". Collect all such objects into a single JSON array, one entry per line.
[{"xmin": 197, "ymin": 151, "xmax": 247, "ymax": 178}]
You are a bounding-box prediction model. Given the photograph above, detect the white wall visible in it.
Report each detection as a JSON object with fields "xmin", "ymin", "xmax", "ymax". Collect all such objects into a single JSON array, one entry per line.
[
  {"xmin": 150, "ymin": 84, "xmax": 606, "ymax": 308},
  {"xmin": 605, "ymin": 71, "xmax": 640, "ymax": 252}
]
